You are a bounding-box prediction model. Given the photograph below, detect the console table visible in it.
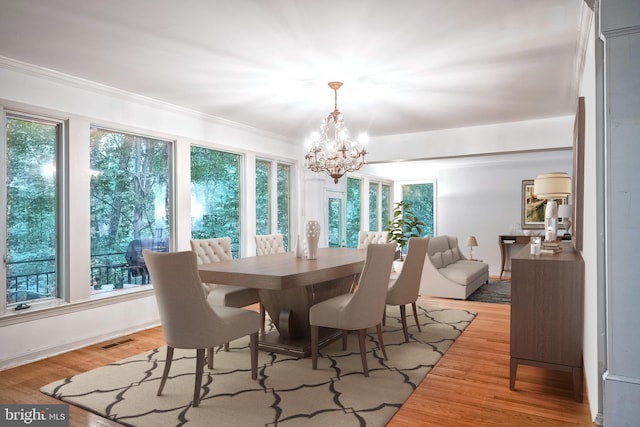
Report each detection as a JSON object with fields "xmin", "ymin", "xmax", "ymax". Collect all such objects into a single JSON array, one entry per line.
[
  {"xmin": 509, "ymin": 242, "xmax": 584, "ymax": 402},
  {"xmin": 498, "ymin": 235, "xmax": 532, "ymax": 279}
]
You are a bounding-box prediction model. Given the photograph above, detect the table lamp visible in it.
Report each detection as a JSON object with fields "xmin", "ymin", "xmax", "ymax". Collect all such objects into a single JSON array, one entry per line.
[
  {"xmin": 466, "ymin": 235, "xmax": 478, "ymax": 260},
  {"xmin": 533, "ymin": 172, "xmax": 571, "ymax": 242},
  {"xmin": 557, "ymin": 203, "xmax": 573, "ymax": 239}
]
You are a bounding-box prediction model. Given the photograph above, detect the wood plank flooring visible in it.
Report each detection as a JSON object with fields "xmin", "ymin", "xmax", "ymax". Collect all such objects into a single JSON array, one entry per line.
[{"xmin": 0, "ymin": 296, "xmax": 594, "ymax": 426}]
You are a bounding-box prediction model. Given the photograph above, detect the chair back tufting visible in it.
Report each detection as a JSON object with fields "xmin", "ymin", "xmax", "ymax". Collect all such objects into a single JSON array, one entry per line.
[{"xmin": 255, "ymin": 233, "xmax": 285, "ymax": 255}]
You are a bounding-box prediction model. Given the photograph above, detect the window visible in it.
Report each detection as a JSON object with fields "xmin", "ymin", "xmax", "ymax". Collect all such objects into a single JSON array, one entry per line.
[
  {"xmin": 381, "ymin": 184, "xmax": 390, "ymax": 229},
  {"xmin": 276, "ymin": 163, "xmax": 291, "ymax": 251},
  {"xmin": 3, "ymin": 114, "xmax": 61, "ymax": 305},
  {"xmin": 401, "ymin": 182, "xmax": 435, "ymax": 237},
  {"xmin": 191, "ymin": 146, "xmax": 241, "ymax": 257},
  {"xmin": 255, "ymin": 160, "xmax": 271, "ymax": 236},
  {"xmin": 90, "ymin": 127, "xmax": 171, "ymax": 292},
  {"xmin": 255, "ymin": 159, "xmax": 291, "ymax": 251},
  {"xmin": 346, "ymin": 177, "xmax": 361, "ymax": 248},
  {"xmin": 369, "ymin": 182, "xmax": 379, "ymax": 231}
]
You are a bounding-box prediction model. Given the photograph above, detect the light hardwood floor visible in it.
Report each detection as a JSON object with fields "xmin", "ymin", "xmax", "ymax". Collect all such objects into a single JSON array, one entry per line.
[{"xmin": 0, "ymin": 296, "xmax": 594, "ymax": 426}]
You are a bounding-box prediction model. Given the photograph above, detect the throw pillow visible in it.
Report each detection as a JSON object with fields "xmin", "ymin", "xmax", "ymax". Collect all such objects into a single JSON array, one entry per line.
[
  {"xmin": 430, "ymin": 252, "xmax": 443, "ymax": 269},
  {"xmin": 442, "ymin": 249, "xmax": 454, "ymax": 266}
]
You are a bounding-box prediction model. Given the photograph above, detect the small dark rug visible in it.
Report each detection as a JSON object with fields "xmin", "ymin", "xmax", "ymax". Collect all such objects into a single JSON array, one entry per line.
[{"xmin": 468, "ymin": 280, "xmax": 511, "ymax": 304}]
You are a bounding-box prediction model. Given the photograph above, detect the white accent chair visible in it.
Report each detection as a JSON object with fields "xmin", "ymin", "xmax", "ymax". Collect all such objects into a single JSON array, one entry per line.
[
  {"xmin": 385, "ymin": 237, "xmax": 429, "ymax": 342},
  {"xmin": 255, "ymin": 233, "xmax": 286, "ymax": 255},
  {"xmin": 357, "ymin": 231, "xmax": 389, "ymax": 248},
  {"xmin": 190, "ymin": 238, "xmax": 265, "ymax": 341},
  {"xmin": 309, "ymin": 243, "xmax": 396, "ymax": 377},
  {"xmin": 142, "ymin": 249, "xmax": 260, "ymax": 407}
]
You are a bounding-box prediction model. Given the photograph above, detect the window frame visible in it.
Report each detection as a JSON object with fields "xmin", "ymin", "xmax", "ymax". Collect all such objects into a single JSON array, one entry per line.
[{"xmin": 1, "ymin": 110, "xmax": 67, "ymax": 312}]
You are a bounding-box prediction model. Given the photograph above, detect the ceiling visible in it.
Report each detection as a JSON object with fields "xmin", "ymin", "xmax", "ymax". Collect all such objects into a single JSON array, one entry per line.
[{"xmin": 0, "ymin": 1, "xmax": 590, "ymax": 143}]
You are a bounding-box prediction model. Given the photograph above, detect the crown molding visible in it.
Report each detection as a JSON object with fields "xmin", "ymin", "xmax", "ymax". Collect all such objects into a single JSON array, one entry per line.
[{"xmin": 0, "ymin": 56, "xmax": 296, "ymax": 144}]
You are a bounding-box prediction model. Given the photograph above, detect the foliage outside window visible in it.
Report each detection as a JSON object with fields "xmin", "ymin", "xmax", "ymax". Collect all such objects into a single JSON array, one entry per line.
[
  {"xmin": 381, "ymin": 184, "xmax": 390, "ymax": 230},
  {"xmin": 346, "ymin": 177, "xmax": 361, "ymax": 248},
  {"xmin": 90, "ymin": 127, "xmax": 171, "ymax": 291},
  {"xmin": 4, "ymin": 115, "xmax": 59, "ymax": 304},
  {"xmin": 276, "ymin": 163, "xmax": 291, "ymax": 251},
  {"xmin": 369, "ymin": 182, "xmax": 378, "ymax": 231},
  {"xmin": 255, "ymin": 160, "xmax": 271, "ymax": 236},
  {"xmin": 401, "ymin": 182, "xmax": 435, "ymax": 237},
  {"xmin": 191, "ymin": 146, "xmax": 241, "ymax": 257}
]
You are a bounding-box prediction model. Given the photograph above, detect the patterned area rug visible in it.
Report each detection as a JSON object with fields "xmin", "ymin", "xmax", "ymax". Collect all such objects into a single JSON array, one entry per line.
[
  {"xmin": 468, "ymin": 280, "xmax": 511, "ymax": 304},
  {"xmin": 41, "ymin": 305, "xmax": 475, "ymax": 427}
]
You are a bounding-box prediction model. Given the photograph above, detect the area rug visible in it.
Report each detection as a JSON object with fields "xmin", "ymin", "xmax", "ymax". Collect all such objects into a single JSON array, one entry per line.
[
  {"xmin": 468, "ymin": 280, "xmax": 511, "ymax": 304},
  {"xmin": 41, "ymin": 305, "xmax": 475, "ymax": 427}
]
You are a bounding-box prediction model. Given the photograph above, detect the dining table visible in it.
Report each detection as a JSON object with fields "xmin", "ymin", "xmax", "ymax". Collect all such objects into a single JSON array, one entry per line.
[{"xmin": 198, "ymin": 247, "xmax": 366, "ymax": 357}]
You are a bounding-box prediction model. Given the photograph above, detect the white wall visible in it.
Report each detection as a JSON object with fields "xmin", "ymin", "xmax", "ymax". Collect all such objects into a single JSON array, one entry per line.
[
  {"xmin": 580, "ymin": 18, "xmax": 601, "ymax": 422},
  {"xmin": 366, "ymin": 151, "xmax": 573, "ymax": 277},
  {"xmin": 600, "ymin": 1, "xmax": 640, "ymax": 424},
  {"xmin": 366, "ymin": 115, "xmax": 575, "ymax": 163}
]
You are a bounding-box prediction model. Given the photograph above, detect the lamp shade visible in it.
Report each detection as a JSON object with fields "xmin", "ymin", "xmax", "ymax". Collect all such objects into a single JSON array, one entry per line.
[
  {"xmin": 557, "ymin": 204, "xmax": 572, "ymax": 218},
  {"xmin": 466, "ymin": 236, "xmax": 478, "ymax": 247},
  {"xmin": 533, "ymin": 172, "xmax": 571, "ymax": 199}
]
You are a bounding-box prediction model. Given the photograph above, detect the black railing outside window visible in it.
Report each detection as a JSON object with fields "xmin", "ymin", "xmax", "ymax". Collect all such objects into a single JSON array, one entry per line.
[{"xmin": 6, "ymin": 252, "xmax": 149, "ymax": 304}]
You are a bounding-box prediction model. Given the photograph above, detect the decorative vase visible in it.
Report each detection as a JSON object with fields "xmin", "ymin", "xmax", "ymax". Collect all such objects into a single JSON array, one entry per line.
[{"xmin": 305, "ymin": 220, "xmax": 320, "ymax": 260}]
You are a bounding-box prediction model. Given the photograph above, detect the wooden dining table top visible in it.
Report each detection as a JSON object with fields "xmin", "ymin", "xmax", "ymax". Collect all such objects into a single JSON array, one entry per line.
[{"xmin": 197, "ymin": 247, "xmax": 366, "ymax": 291}]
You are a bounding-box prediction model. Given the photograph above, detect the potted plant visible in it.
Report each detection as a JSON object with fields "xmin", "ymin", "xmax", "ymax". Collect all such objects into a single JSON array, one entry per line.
[{"xmin": 384, "ymin": 201, "xmax": 424, "ymax": 269}]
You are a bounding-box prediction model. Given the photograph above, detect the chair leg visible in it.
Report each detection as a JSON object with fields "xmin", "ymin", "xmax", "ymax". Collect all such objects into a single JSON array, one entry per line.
[
  {"xmin": 412, "ymin": 302, "xmax": 422, "ymax": 332},
  {"xmin": 358, "ymin": 329, "xmax": 369, "ymax": 377},
  {"xmin": 193, "ymin": 348, "xmax": 205, "ymax": 407},
  {"xmin": 376, "ymin": 323, "xmax": 388, "ymax": 360},
  {"xmin": 311, "ymin": 325, "xmax": 319, "ymax": 370},
  {"xmin": 260, "ymin": 303, "xmax": 266, "ymax": 337},
  {"xmin": 250, "ymin": 332, "xmax": 258, "ymax": 380},
  {"xmin": 400, "ymin": 304, "xmax": 409, "ymax": 343},
  {"xmin": 207, "ymin": 347, "xmax": 214, "ymax": 369},
  {"xmin": 382, "ymin": 305, "xmax": 386, "ymax": 326},
  {"xmin": 342, "ymin": 330, "xmax": 348, "ymax": 350},
  {"xmin": 157, "ymin": 346, "xmax": 174, "ymax": 396}
]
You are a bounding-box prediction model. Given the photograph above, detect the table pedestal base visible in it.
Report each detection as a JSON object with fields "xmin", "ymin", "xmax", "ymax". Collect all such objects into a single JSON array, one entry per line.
[{"xmin": 258, "ymin": 275, "xmax": 355, "ymax": 357}]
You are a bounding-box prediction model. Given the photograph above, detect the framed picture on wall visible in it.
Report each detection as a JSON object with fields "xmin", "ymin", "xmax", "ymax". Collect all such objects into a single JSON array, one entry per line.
[{"xmin": 521, "ymin": 179, "xmax": 566, "ymax": 230}]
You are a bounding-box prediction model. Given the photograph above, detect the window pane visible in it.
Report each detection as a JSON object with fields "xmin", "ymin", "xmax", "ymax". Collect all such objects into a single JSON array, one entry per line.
[
  {"xmin": 5, "ymin": 116, "xmax": 59, "ymax": 303},
  {"xmin": 327, "ymin": 196, "xmax": 343, "ymax": 248},
  {"xmin": 369, "ymin": 182, "xmax": 378, "ymax": 231},
  {"xmin": 401, "ymin": 183, "xmax": 435, "ymax": 237},
  {"xmin": 256, "ymin": 160, "xmax": 270, "ymax": 235},
  {"xmin": 381, "ymin": 184, "xmax": 390, "ymax": 229},
  {"xmin": 346, "ymin": 177, "xmax": 361, "ymax": 248},
  {"xmin": 90, "ymin": 127, "xmax": 171, "ymax": 291},
  {"xmin": 191, "ymin": 146, "xmax": 241, "ymax": 257},
  {"xmin": 277, "ymin": 163, "xmax": 290, "ymax": 251}
]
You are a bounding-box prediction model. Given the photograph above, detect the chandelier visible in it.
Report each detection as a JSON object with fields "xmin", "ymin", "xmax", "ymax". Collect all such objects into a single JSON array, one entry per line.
[{"xmin": 304, "ymin": 82, "xmax": 367, "ymax": 183}]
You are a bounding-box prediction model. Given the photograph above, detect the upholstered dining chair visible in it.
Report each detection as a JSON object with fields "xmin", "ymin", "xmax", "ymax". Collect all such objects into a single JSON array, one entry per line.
[
  {"xmin": 142, "ymin": 249, "xmax": 260, "ymax": 407},
  {"xmin": 309, "ymin": 243, "xmax": 396, "ymax": 377},
  {"xmin": 190, "ymin": 238, "xmax": 265, "ymax": 343},
  {"xmin": 255, "ymin": 233, "xmax": 285, "ymax": 255},
  {"xmin": 357, "ymin": 231, "xmax": 389, "ymax": 248},
  {"xmin": 385, "ymin": 237, "xmax": 429, "ymax": 342}
]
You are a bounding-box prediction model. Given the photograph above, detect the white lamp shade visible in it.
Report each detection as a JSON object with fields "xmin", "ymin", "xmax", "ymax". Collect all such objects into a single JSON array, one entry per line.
[
  {"xmin": 558, "ymin": 204, "xmax": 572, "ymax": 218},
  {"xmin": 533, "ymin": 172, "xmax": 571, "ymax": 199},
  {"xmin": 466, "ymin": 236, "xmax": 478, "ymax": 247}
]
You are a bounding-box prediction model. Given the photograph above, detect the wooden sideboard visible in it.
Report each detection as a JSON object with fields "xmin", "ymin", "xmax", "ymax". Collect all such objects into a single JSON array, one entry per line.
[
  {"xmin": 509, "ymin": 242, "xmax": 585, "ymax": 402},
  {"xmin": 498, "ymin": 235, "xmax": 532, "ymax": 279}
]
